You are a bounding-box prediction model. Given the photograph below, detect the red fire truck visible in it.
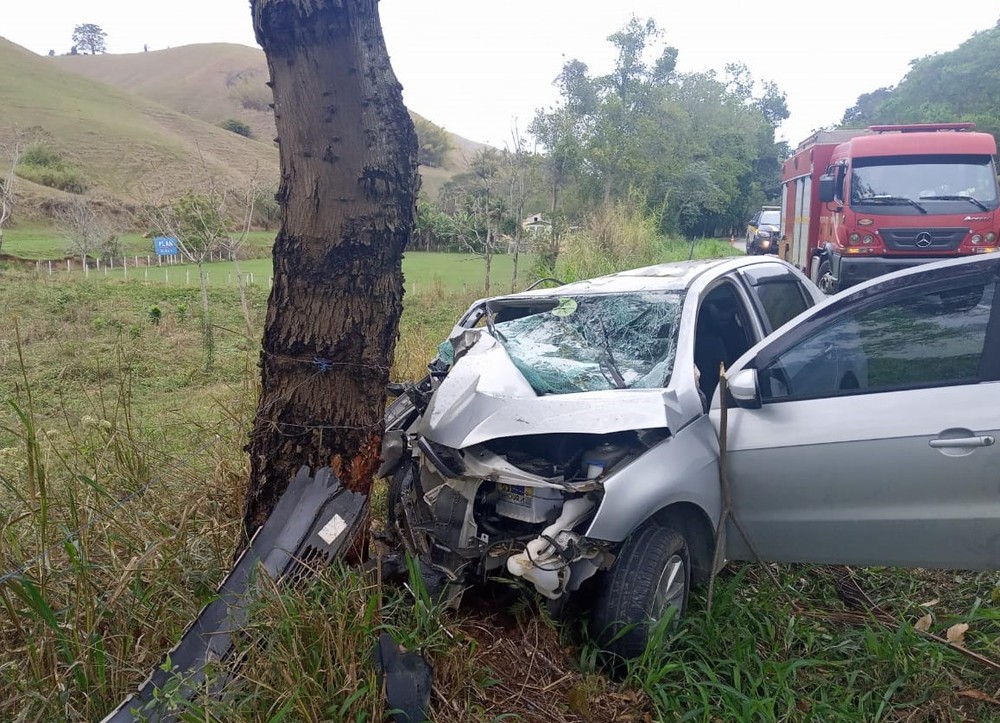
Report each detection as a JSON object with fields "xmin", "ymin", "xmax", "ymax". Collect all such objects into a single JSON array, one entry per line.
[{"xmin": 779, "ymin": 123, "xmax": 1000, "ymax": 293}]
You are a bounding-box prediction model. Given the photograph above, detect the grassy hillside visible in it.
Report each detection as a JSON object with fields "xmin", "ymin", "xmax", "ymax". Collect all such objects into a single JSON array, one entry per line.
[
  {"xmin": 0, "ymin": 38, "xmax": 279, "ymax": 212},
  {"xmin": 54, "ymin": 43, "xmax": 484, "ymax": 197}
]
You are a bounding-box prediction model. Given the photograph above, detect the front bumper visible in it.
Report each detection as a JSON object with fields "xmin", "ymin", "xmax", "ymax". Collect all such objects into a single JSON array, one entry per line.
[{"xmin": 834, "ymin": 254, "xmax": 951, "ymax": 287}]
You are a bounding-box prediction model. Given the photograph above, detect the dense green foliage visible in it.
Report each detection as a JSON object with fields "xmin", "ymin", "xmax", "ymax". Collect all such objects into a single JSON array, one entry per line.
[
  {"xmin": 16, "ymin": 143, "xmax": 86, "ymax": 194},
  {"xmin": 528, "ymin": 18, "xmax": 788, "ymax": 238},
  {"xmin": 841, "ymin": 22, "xmax": 1000, "ymax": 138}
]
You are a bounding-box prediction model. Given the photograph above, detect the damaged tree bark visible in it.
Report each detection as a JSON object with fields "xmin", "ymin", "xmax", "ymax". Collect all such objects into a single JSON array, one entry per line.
[{"xmin": 244, "ymin": 0, "xmax": 419, "ymax": 533}]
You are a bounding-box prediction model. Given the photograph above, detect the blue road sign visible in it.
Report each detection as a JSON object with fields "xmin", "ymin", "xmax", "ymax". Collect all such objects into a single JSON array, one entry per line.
[{"xmin": 153, "ymin": 236, "xmax": 179, "ymax": 256}]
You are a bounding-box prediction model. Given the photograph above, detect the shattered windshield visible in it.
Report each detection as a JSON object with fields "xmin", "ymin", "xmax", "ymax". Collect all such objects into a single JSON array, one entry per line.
[{"xmin": 490, "ymin": 291, "xmax": 683, "ymax": 395}]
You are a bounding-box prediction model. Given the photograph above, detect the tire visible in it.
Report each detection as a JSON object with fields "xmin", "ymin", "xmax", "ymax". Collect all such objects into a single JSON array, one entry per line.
[
  {"xmin": 815, "ymin": 258, "xmax": 838, "ymax": 295},
  {"xmin": 590, "ymin": 524, "xmax": 690, "ymax": 661}
]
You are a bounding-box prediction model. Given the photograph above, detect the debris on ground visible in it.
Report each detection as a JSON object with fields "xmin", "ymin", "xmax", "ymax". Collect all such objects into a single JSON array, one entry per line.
[{"xmin": 101, "ymin": 466, "xmax": 367, "ymax": 723}]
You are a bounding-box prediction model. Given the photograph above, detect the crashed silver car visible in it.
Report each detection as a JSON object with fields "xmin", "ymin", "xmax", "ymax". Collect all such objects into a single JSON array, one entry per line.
[
  {"xmin": 382, "ymin": 252, "xmax": 1000, "ymax": 659},
  {"xmin": 381, "ymin": 256, "xmax": 823, "ymax": 657}
]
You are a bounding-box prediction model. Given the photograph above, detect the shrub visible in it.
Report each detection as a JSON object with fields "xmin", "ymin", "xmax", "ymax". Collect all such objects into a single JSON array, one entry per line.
[
  {"xmin": 16, "ymin": 144, "xmax": 87, "ymax": 194},
  {"xmin": 219, "ymin": 119, "xmax": 253, "ymax": 138}
]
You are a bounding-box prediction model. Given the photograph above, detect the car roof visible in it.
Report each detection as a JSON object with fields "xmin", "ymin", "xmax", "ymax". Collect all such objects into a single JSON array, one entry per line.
[{"xmin": 496, "ymin": 255, "xmax": 796, "ymax": 299}]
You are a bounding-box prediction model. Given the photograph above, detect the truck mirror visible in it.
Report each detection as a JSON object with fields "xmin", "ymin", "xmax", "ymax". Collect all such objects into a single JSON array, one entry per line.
[{"xmin": 818, "ymin": 175, "xmax": 836, "ymax": 203}]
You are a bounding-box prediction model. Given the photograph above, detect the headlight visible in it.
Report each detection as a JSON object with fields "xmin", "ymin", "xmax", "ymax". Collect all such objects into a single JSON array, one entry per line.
[
  {"xmin": 849, "ymin": 233, "xmax": 860, "ymax": 244},
  {"xmin": 760, "ymin": 239, "xmax": 771, "ymax": 248},
  {"xmin": 972, "ymin": 234, "xmax": 983, "ymax": 245}
]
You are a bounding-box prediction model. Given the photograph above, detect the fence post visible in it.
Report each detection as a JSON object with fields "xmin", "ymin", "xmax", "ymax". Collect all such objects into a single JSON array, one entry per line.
[{"xmin": 48, "ymin": 260, "xmax": 53, "ymax": 275}]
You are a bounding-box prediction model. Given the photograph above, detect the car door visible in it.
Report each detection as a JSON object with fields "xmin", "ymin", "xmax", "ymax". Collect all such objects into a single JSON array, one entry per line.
[{"xmin": 717, "ymin": 258, "xmax": 1000, "ymax": 570}]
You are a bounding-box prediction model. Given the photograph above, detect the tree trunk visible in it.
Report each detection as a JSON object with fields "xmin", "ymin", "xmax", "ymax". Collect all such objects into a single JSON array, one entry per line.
[{"xmin": 244, "ymin": 0, "xmax": 419, "ymax": 533}]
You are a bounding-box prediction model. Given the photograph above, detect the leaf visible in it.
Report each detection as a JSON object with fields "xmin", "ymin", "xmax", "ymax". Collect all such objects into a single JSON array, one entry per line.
[
  {"xmin": 914, "ymin": 614, "xmax": 932, "ymax": 633},
  {"xmin": 919, "ymin": 598, "xmax": 940, "ymax": 608},
  {"xmin": 945, "ymin": 622, "xmax": 969, "ymax": 646}
]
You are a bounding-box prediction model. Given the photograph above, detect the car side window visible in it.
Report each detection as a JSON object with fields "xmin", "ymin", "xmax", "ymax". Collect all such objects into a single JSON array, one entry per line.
[
  {"xmin": 740, "ymin": 264, "xmax": 814, "ymax": 333},
  {"xmin": 759, "ymin": 277, "xmax": 997, "ymax": 401},
  {"xmin": 754, "ymin": 280, "xmax": 811, "ymax": 332}
]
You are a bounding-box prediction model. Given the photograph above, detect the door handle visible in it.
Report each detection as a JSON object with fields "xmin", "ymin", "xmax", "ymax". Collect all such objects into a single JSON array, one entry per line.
[{"xmin": 929, "ymin": 435, "xmax": 995, "ymax": 449}]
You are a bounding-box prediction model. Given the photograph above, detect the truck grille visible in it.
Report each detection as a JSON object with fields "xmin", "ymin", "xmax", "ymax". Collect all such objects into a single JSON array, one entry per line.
[{"xmin": 879, "ymin": 227, "xmax": 968, "ymax": 251}]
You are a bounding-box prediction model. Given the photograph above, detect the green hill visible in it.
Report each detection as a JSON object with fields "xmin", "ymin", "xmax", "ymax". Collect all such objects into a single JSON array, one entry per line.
[
  {"xmin": 53, "ymin": 42, "xmax": 484, "ymax": 197},
  {"xmin": 0, "ymin": 37, "xmax": 279, "ymax": 214},
  {"xmin": 840, "ymin": 24, "xmax": 1000, "ymax": 138}
]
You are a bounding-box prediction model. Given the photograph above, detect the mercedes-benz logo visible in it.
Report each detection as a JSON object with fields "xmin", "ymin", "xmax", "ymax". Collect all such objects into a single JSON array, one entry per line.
[{"xmin": 914, "ymin": 232, "xmax": 933, "ymax": 248}]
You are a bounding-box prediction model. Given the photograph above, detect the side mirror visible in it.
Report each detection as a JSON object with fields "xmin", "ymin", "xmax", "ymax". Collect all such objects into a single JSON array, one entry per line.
[
  {"xmin": 727, "ymin": 368, "xmax": 761, "ymax": 409},
  {"xmin": 818, "ymin": 175, "xmax": 836, "ymax": 203}
]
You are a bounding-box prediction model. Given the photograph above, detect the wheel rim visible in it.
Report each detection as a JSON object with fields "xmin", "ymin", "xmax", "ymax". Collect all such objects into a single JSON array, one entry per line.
[
  {"xmin": 818, "ymin": 263, "xmax": 836, "ymax": 294},
  {"xmin": 650, "ymin": 554, "xmax": 685, "ymax": 623}
]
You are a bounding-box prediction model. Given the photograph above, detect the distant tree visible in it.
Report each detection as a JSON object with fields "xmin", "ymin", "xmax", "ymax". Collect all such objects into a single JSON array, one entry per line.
[
  {"xmin": 219, "ymin": 118, "xmax": 253, "ymax": 137},
  {"xmin": 72, "ymin": 24, "xmax": 107, "ymax": 55},
  {"xmin": 55, "ymin": 199, "xmax": 120, "ymax": 267},
  {"xmin": 0, "ymin": 139, "xmax": 22, "ymax": 256},
  {"xmin": 47, "ymin": 49, "xmax": 55, "ymax": 57}
]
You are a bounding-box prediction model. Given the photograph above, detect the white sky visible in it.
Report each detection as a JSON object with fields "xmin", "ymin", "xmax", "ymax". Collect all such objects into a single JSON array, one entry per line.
[{"xmin": 4, "ymin": 0, "xmax": 999, "ymax": 147}]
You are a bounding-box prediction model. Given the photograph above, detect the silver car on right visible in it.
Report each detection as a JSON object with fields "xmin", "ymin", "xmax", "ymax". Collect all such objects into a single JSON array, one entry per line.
[{"xmin": 719, "ymin": 252, "xmax": 1000, "ymax": 571}]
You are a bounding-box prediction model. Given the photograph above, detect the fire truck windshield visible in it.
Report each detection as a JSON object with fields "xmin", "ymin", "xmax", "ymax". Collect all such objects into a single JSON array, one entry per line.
[{"xmin": 850, "ymin": 154, "xmax": 999, "ymax": 214}]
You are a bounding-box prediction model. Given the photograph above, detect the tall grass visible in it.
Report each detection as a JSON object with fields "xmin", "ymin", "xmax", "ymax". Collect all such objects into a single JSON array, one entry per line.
[
  {"xmin": 548, "ymin": 195, "xmax": 737, "ymax": 283},
  {"xmin": 1, "ymin": 240, "xmax": 998, "ymax": 721}
]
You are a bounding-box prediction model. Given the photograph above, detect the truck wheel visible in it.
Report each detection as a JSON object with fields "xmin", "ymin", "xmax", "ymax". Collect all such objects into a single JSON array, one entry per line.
[
  {"xmin": 590, "ymin": 524, "xmax": 690, "ymax": 661},
  {"xmin": 816, "ymin": 258, "xmax": 838, "ymax": 295}
]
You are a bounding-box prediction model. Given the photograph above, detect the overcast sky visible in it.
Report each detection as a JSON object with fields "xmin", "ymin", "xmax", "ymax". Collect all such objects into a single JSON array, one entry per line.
[{"xmin": 4, "ymin": 1, "xmax": 999, "ymax": 148}]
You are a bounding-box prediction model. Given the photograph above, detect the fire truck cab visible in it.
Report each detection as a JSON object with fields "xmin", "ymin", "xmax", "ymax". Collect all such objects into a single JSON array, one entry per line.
[{"xmin": 779, "ymin": 123, "xmax": 1000, "ymax": 294}]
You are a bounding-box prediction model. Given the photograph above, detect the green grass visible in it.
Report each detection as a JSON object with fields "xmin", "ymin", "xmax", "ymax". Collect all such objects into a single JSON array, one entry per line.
[
  {"xmin": 2, "ymin": 227, "xmax": 277, "ymax": 260},
  {"xmin": 1, "ymin": 239, "xmax": 997, "ymax": 722}
]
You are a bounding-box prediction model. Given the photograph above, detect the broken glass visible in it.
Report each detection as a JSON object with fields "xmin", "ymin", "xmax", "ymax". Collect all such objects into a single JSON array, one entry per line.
[{"xmin": 491, "ymin": 292, "xmax": 683, "ymax": 395}]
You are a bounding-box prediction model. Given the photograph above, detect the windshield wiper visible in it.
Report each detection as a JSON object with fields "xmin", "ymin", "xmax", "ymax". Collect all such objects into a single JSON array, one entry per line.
[
  {"xmin": 917, "ymin": 195, "xmax": 989, "ymax": 211},
  {"xmin": 856, "ymin": 195, "xmax": 927, "ymax": 213},
  {"xmin": 596, "ymin": 317, "xmax": 627, "ymax": 389},
  {"xmin": 483, "ymin": 301, "xmax": 505, "ymax": 342}
]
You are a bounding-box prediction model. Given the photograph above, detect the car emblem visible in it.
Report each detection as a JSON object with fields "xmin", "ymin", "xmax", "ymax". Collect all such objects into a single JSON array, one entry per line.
[
  {"xmin": 914, "ymin": 232, "xmax": 933, "ymax": 248},
  {"xmin": 964, "ymin": 216, "xmax": 989, "ymax": 222}
]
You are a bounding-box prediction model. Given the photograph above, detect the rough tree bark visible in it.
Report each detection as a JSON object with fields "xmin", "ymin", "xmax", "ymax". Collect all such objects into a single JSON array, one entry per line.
[{"xmin": 244, "ymin": 0, "xmax": 419, "ymax": 533}]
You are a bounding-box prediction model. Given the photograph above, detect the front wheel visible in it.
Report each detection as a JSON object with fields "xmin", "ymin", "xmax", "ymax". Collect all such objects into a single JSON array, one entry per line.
[
  {"xmin": 590, "ymin": 524, "xmax": 690, "ymax": 661},
  {"xmin": 814, "ymin": 257, "xmax": 838, "ymax": 295}
]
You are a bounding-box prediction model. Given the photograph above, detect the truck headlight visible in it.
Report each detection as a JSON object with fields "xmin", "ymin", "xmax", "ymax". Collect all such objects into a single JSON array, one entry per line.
[{"xmin": 972, "ymin": 234, "xmax": 983, "ymax": 245}]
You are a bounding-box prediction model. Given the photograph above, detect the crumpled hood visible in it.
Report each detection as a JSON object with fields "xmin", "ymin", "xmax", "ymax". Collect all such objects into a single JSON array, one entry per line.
[{"xmin": 419, "ymin": 332, "xmax": 681, "ymax": 449}]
